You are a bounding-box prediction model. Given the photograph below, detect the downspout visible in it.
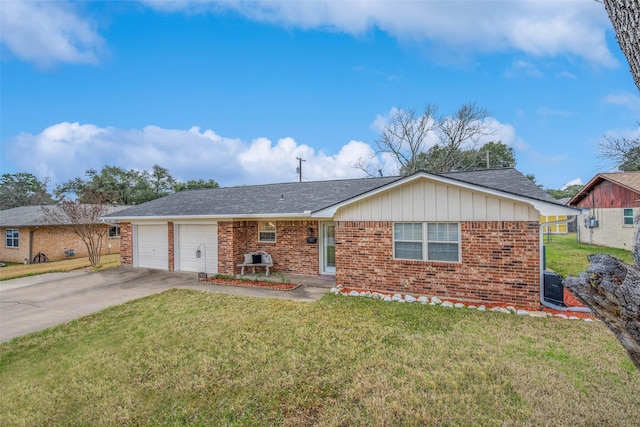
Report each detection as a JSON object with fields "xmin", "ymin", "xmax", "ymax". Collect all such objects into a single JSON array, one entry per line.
[
  {"xmin": 539, "ymin": 216, "xmax": 591, "ymax": 312},
  {"xmin": 28, "ymin": 227, "xmax": 38, "ymax": 264}
]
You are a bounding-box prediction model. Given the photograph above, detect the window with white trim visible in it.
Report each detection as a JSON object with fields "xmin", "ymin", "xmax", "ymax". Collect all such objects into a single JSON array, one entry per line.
[
  {"xmin": 108, "ymin": 226, "xmax": 121, "ymax": 238},
  {"xmin": 6, "ymin": 229, "xmax": 19, "ymax": 248},
  {"xmin": 258, "ymin": 221, "xmax": 276, "ymax": 242},
  {"xmin": 394, "ymin": 223, "xmax": 460, "ymax": 262},
  {"xmin": 623, "ymin": 208, "xmax": 634, "ymax": 226}
]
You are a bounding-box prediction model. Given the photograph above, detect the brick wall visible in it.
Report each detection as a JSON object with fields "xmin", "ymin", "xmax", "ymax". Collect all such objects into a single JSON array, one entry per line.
[
  {"xmin": 220, "ymin": 220, "xmax": 320, "ymax": 275},
  {"xmin": 1, "ymin": 225, "xmax": 121, "ymax": 264},
  {"xmin": 218, "ymin": 221, "xmax": 235, "ymax": 274},
  {"xmin": 168, "ymin": 222, "xmax": 175, "ymax": 271},
  {"xmin": 120, "ymin": 222, "xmax": 132, "ymax": 265},
  {"xmin": 335, "ymin": 221, "xmax": 541, "ymax": 307}
]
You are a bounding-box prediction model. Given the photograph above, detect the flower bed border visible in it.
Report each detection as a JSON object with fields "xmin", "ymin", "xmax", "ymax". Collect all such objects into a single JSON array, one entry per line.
[
  {"xmin": 334, "ymin": 287, "xmax": 597, "ymax": 321},
  {"xmin": 205, "ymin": 276, "xmax": 300, "ymax": 291}
]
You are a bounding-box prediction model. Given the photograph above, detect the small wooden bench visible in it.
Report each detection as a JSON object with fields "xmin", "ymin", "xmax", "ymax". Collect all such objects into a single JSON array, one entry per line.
[{"xmin": 237, "ymin": 251, "xmax": 273, "ymax": 276}]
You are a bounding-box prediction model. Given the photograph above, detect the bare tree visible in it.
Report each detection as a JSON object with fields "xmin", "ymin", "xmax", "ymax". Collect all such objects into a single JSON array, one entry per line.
[
  {"xmin": 598, "ymin": 128, "xmax": 640, "ymax": 171},
  {"xmin": 374, "ymin": 104, "xmax": 439, "ymax": 175},
  {"xmin": 372, "ymin": 102, "xmax": 493, "ymax": 176},
  {"xmin": 429, "ymin": 102, "xmax": 493, "ymax": 173},
  {"xmin": 603, "ymin": 0, "xmax": 640, "ymax": 92},
  {"xmin": 43, "ymin": 201, "xmax": 112, "ymax": 268},
  {"xmin": 565, "ymin": 252, "xmax": 640, "ymax": 370}
]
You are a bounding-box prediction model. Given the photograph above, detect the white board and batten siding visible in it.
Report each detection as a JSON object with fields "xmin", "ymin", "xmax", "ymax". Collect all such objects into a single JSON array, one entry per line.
[
  {"xmin": 334, "ymin": 180, "xmax": 539, "ymax": 222},
  {"xmin": 175, "ymin": 223, "xmax": 218, "ymax": 274},
  {"xmin": 134, "ymin": 224, "xmax": 169, "ymax": 270}
]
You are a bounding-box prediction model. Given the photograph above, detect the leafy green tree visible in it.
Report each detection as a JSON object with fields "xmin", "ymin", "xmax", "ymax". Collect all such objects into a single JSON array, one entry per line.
[
  {"xmin": 547, "ymin": 184, "xmax": 583, "ymax": 200},
  {"xmin": 175, "ymin": 178, "xmax": 220, "ymax": 192},
  {"xmin": 55, "ymin": 165, "xmax": 219, "ymax": 204},
  {"xmin": 0, "ymin": 173, "xmax": 53, "ymax": 209},
  {"xmin": 406, "ymin": 141, "xmax": 515, "ymax": 174}
]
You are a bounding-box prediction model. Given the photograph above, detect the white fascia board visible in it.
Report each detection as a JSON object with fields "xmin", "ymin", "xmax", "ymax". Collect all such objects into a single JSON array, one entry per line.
[
  {"xmin": 312, "ymin": 172, "xmax": 581, "ymax": 218},
  {"xmin": 106, "ymin": 213, "xmax": 313, "ymax": 222},
  {"xmin": 532, "ymin": 201, "xmax": 581, "ymax": 216}
]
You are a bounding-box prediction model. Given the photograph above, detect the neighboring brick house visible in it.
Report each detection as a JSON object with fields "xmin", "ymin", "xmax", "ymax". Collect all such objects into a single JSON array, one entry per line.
[
  {"xmin": 569, "ymin": 172, "xmax": 640, "ymax": 250},
  {"xmin": 1, "ymin": 205, "xmax": 126, "ymax": 264},
  {"xmin": 106, "ymin": 169, "xmax": 579, "ymax": 307}
]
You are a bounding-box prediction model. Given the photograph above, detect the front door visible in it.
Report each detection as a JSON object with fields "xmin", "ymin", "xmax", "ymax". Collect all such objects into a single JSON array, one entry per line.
[{"xmin": 320, "ymin": 222, "xmax": 336, "ymax": 274}]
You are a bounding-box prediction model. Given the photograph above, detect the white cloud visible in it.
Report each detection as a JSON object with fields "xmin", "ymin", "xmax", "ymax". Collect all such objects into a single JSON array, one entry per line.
[
  {"xmin": 0, "ymin": 0, "xmax": 105, "ymax": 67},
  {"xmin": 5, "ymin": 122, "xmax": 397, "ymax": 186},
  {"xmin": 562, "ymin": 178, "xmax": 583, "ymax": 189},
  {"xmin": 141, "ymin": 0, "xmax": 617, "ymax": 67},
  {"xmin": 505, "ymin": 60, "xmax": 543, "ymax": 78},
  {"xmin": 604, "ymin": 92, "xmax": 640, "ymax": 113}
]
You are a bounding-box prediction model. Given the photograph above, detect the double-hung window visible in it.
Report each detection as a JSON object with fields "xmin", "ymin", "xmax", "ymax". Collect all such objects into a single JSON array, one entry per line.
[
  {"xmin": 623, "ymin": 208, "xmax": 634, "ymax": 226},
  {"xmin": 108, "ymin": 226, "xmax": 121, "ymax": 238},
  {"xmin": 394, "ymin": 223, "xmax": 460, "ymax": 262},
  {"xmin": 258, "ymin": 221, "xmax": 276, "ymax": 242},
  {"xmin": 6, "ymin": 229, "xmax": 19, "ymax": 248}
]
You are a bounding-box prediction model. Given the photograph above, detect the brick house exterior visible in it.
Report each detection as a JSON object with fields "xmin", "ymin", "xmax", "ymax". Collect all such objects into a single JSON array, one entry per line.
[
  {"xmin": 335, "ymin": 221, "xmax": 540, "ymax": 306},
  {"xmin": 107, "ymin": 169, "xmax": 579, "ymax": 307},
  {"xmin": 1, "ymin": 205, "xmax": 125, "ymax": 264}
]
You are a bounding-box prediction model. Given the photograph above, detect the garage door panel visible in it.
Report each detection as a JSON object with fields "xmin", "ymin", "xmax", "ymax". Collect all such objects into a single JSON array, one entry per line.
[
  {"xmin": 177, "ymin": 224, "xmax": 218, "ymax": 274},
  {"xmin": 136, "ymin": 225, "xmax": 168, "ymax": 270}
]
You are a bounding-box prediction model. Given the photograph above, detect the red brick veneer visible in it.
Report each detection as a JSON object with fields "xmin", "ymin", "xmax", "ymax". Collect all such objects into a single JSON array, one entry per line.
[
  {"xmin": 335, "ymin": 221, "xmax": 541, "ymax": 306},
  {"xmin": 218, "ymin": 220, "xmax": 320, "ymax": 275},
  {"xmin": 119, "ymin": 222, "xmax": 133, "ymax": 265}
]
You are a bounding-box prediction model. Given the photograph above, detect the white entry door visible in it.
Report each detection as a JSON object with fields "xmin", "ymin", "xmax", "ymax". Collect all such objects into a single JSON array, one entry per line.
[
  {"xmin": 320, "ymin": 222, "xmax": 336, "ymax": 274},
  {"xmin": 176, "ymin": 224, "xmax": 218, "ymax": 274}
]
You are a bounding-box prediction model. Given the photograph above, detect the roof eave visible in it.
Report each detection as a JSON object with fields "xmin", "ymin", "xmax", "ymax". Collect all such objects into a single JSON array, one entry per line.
[{"xmin": 104, "ymin": 212, "xmax": 314, "ymax": 222}]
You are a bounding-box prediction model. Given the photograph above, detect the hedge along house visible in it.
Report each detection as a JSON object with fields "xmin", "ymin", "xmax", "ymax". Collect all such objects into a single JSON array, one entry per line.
[
  {"xmin": 105, "ymin": 168, "xmax": 579, "ymax": 307},
  {"xmin": 569, "ymin": 172, "xmax": 640, "ymax": 250},
  {"xmin": 0, "ymin": 205, "xmax": 126, "ymax": 264}
]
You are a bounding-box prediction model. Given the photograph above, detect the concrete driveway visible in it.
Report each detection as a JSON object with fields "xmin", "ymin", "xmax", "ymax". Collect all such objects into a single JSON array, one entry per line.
[{"xmin": 0, "ymin": 267, "xmax": 329, "ymax": 343}]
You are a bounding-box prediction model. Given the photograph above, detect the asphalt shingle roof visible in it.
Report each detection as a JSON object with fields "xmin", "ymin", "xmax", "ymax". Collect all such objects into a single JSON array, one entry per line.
[
  {"xmin": 0, "ymin": 205, "xmax": 128, "ymax": 227},
  {"xmin": 106, "ymin": 168, "xmax": 561, "ymax": 219},
  {"xmin": 441, "ymin": 168, "xmax": 559, "ymax": 204}
]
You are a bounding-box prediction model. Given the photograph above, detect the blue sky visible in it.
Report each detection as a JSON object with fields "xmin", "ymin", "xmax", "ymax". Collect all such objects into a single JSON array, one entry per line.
[{"xmin": 1, "ymin": 0, "xmax": 639, "ymax": 190}]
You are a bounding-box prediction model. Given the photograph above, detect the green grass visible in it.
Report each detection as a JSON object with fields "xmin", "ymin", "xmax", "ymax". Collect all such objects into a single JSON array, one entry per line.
[
  {"xmin": 545, "ymin": 233, "xmax": 634, "ymax": 278},
  {"xmin": 1, "ymin": 291, "xmax": 639, "ymax": 426},
  {"xmin": 0, "ymin": 253, "xmax": 121, "ymax": 281}
]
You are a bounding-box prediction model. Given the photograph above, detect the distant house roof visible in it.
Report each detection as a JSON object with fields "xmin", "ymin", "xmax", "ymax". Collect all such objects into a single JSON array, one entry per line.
[
  {"xmin": 106, "ymin": 168, "xmax": 573, "ymax": 220},
  {"xmin": 0, "ymin": 205, "xmax": 128, "ymax": 227},
  {"xmin": 569, "ymin": 172, "xmax": 640, "ymax": 205}
]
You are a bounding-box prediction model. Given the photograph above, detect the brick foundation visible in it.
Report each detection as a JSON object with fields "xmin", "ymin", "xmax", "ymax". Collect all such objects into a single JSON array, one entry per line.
[{"xmin": 335, "ymin": 221, "xmax": 541, "ymax": 306}]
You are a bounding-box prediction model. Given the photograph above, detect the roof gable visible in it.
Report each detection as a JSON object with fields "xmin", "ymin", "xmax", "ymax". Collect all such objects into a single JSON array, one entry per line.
[
  {"xmin": 569, "ymin": 172, "xmax": 640, "ymax": 206},
  {"xmin": 315, "ymin": 169, "xmax": 578, "ymax": 218}
]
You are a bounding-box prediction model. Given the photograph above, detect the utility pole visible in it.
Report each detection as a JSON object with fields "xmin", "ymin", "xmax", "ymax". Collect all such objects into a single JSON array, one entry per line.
[{"xmin": 296, "ymin": 157, "xmax": 306, "ymax": 182}]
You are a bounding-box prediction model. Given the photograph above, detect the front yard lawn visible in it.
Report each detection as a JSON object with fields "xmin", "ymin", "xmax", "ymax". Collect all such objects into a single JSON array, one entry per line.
[
  {"xmin": 0, "ymin": 253, "xmax": 121, "ymax": 281},
  {"xmin": 1, "ymin": 291, "xmax": 638, "ymax": 426}
]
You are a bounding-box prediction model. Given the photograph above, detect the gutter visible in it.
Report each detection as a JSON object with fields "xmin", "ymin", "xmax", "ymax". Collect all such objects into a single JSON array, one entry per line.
[{"xmin": 539, "ymin": 216, "xmax": 591, "ymax": 313}]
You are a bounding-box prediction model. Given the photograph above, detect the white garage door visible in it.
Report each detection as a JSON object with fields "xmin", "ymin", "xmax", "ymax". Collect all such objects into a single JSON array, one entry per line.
[
  {"xmin": 176, "ymin": 224, "xmax": 218, "ymax": 274},
  {"xmin": 135, "ymin": 224, "xmax": 168, "ymax": 270}
]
